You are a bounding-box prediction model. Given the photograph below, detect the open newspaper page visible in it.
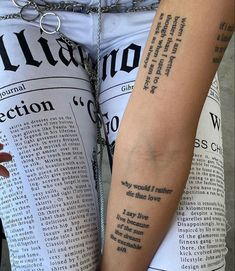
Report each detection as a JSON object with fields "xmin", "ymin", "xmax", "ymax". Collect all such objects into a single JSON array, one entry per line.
[
  {"xmin": 99, "ymin": 26, "xmax": 227, "ymax": 269},
  {"xmin": 148, "ymin": 75, "xmax": 227, "ymax": 271},
  {"xmin": 0, "ymin": 24, "xmax": 100, "ymax": 270}
]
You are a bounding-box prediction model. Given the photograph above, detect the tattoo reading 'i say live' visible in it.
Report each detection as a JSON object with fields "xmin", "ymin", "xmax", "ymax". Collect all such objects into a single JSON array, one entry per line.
[
  {"xmin": 109, "ymin": 180, "xmax": 173, "ymax": 253},
  {"xmin": 143, "ymin": 13, "xmax": 187, "ymax": 94},
  {"xmin": 212, "ymin": 21, "xmax": 234, "ymax": 64},
  {"xmin": 110, "ymin": 208, "xmax": 149, "ymax": 253}
]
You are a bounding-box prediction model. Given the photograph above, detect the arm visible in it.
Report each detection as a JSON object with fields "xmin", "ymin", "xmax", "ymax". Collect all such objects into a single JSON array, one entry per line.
[
  {"xmin": 0, "ymin": 143, "xmax": 12, "ymax": 177},
  {"xmin": 101, "ymin": 1, "xmax": 234, "ymax": 270}
]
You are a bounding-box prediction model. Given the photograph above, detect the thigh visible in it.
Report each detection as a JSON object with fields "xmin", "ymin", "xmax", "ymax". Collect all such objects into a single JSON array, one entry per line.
[
  {"xmin": 99, "ymin": 11, "xmax": 155, "ymax": 155},
  {"xmin": 0, "ymin": 17, "xmax": 100, "ymax": 271},
  {"xmin": 99, "ymin": 11, "xmax": 227, "ymax": 271}
]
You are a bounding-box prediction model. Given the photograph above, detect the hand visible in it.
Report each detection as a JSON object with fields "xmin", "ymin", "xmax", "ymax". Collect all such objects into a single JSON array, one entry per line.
[{"xmin": 0, "ymin": 143, "xmax": 12, "ymax": 178}]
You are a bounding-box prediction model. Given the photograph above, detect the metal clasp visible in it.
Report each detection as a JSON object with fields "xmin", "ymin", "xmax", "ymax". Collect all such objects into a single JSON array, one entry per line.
[
  {"xmin": 20, "ymin": 3, "xmax": 42, "ymax": 22},
  {"xmin": 40, "ymin": 12, "xmax": 61, "ymax": 35},
  {"xmin": 12, "ymin": 0, "xmax": 28, "ymax": 8}
]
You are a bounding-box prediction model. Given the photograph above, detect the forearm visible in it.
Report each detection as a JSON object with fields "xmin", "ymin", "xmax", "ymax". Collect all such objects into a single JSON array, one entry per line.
[
  {"xmin": 101, "ymin": 0, "xmax": 234, "ymax": 270},
  {"xmin": 101, "ymin": 134, "xmax": 194, "ymax": 270}
]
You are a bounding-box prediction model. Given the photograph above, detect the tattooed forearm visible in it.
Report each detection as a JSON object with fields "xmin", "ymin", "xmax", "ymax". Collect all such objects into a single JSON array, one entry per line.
[
  {"xmin": 143, "ymin": 13, "xmax": 187, "ymax": 94},
  {"xmin": 121, "ymin": 180, "xmax": 173, "ymax": 202},
  {"xmin": 212, "ymin": 21, "xmax": 234, "ymax": 64}
]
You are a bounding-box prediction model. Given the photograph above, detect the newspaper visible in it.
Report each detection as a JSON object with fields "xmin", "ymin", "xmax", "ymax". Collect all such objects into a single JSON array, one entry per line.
[
  {"xmin": 0, "ymin": 25, "xmax": 100, "ymax": 270},
  {"xmin": 99, "ymin": 38, "xmax": 227, "ymax": 270},
  {"xmin": 148, "ymin": 76, "xmax": 227, "ymax": 271}
]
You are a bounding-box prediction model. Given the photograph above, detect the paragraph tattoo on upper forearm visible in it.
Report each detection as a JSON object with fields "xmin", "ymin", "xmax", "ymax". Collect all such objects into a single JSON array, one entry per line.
[
  {"xmin": 212, "ymin": 21, "xmax": 234, "ymax": 64},
  {"xmin": 143, "ymin": 13, "xmax": 187, "ymax": 94}
]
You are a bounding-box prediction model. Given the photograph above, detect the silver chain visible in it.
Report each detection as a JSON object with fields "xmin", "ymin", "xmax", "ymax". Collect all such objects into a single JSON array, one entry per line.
[
  {"xmin": 0, "ymin": 13, "xmax": 21, "ymax": 20},
  {"xmin": 0, "ymin": 0, "xmax": 159, "ymax": 59},
  {"xmin": 1, "ymin": 0, "xmax": 159, "ymax": 20},
  {"xmin": 95, "ymin": 0, "xmax": 106, "ymax": 253}
]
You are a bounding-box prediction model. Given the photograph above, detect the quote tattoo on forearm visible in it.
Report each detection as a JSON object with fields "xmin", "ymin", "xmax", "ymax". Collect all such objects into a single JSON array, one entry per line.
[
  {"xmin": 110, "ymin": 180, "xmax": 173, "ymax": 253},
  {"xmin": 142, "ymin": 12, "xmax": 187, "ymax": 94}
]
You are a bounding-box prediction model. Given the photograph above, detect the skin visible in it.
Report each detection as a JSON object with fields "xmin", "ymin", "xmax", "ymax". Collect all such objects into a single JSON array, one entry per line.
[
  {"xmin": 101, "ymin": 0, "xmax": 234, "ymax": 270},
  {"xmin": 0, "ymin": 143, "xmax": 12, "ymax": 178}
]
